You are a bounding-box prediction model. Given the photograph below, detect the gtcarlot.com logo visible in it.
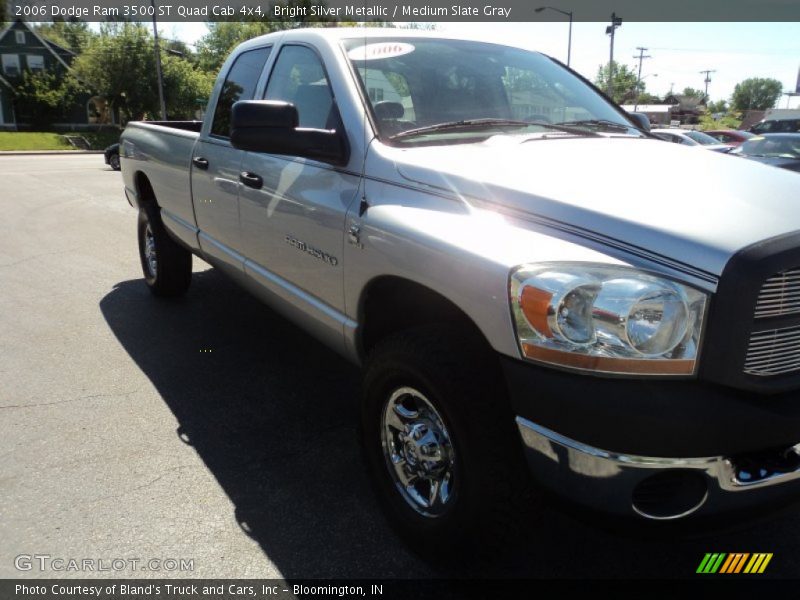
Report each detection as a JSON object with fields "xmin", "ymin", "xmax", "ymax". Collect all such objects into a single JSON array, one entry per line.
[
  {"xmin": 697, "ymin": 553, "xmax": 773, "ymax": 574},
  {"xmin": 14, "ymin": 554, "xmax": 194, "ymax": 573}
]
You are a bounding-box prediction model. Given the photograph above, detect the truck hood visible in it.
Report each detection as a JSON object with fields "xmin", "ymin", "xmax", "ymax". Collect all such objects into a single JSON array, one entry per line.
[{"xmin": 390, "ymin": 135, "xmax": 800, "ymax": 278}]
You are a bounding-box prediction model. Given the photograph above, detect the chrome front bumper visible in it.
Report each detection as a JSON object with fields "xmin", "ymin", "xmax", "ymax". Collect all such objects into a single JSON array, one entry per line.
[{"xmin": 516, "ymin": 417, "xmax": 800, "ymax": 520}]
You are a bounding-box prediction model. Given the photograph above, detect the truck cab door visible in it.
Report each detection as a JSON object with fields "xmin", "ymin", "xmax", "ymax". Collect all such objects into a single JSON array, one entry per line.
[
  {"xmin": 191, "ymin": 46, "xmax": 271, "ymax": 268},
  {"xmin": 238, "ymin": 44, "xmax": 361, "ymax": 343}
]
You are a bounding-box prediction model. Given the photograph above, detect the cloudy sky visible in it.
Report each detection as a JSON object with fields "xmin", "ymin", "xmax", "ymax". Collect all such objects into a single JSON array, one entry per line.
[{"xmin": 166, "ymin": 21, "xmax": 800, "ymax": 106}]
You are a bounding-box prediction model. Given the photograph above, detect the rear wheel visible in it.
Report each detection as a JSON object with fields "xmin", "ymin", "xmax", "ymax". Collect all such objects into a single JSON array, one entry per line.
[
  {"xmin": 137, "ymin": 206, "xmax": 192, "ymax": 297},
  {"xmin": 109, "ymin": 153, "xmax": 121, "ymax": 171},
  {"xmin": 362, "ymin": 326, "xmax": 531, "ymax": 561}
]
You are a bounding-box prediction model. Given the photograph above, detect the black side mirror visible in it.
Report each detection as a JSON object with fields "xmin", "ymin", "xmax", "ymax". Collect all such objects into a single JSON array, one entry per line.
[
  {"xmin": 628, "ymin": 112, "xmax": 651, "ymax": 132},
  {"xmin": 230, "ymin": 100, "xmax": 348, "ymax": 165}
]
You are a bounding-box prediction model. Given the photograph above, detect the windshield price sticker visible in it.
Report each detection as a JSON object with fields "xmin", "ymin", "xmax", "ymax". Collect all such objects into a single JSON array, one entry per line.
[{"xmin": 347, "ymin": 43, "xmax": 416, "ymax": 61}]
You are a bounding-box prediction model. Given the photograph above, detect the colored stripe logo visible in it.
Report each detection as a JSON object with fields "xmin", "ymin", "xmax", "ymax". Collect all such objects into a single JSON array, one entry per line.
[{"xmin": 697, "ymin": 553, "xmax": 773, "ymax": 574}]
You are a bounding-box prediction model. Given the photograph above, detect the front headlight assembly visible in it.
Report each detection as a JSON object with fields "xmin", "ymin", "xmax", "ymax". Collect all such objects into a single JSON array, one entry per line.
[{"xmin": 509, "ymin": 263, "xmax": 708, "ymax": 376}]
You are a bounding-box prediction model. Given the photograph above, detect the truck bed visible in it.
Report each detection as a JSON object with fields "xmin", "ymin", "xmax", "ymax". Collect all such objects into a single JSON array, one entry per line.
[{"xmin": 121, "ymin": 121, "xmax": 201, "ymax": 248}]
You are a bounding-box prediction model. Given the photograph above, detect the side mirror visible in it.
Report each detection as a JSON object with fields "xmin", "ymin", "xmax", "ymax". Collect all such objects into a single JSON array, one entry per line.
[
  {"xmin": 628, "ymin": 112, "xmax": 651, "ymax": 132},
  {"xmin": 230, "ymin": 100, "xmax": 348, "ymax": 165}
]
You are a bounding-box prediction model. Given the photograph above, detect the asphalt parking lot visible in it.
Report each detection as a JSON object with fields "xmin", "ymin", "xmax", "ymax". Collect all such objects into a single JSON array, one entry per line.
[{"xmin": 2, "ymin": 154, "xmax": 800, "ymax": 580}]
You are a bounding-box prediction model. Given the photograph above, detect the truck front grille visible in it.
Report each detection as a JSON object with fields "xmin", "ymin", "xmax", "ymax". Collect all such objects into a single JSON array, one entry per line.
[
  {"xmin": 754, "ymin": 268, "xmax": 800, "ymax": 319},
  {"xmin": 744, "ymin": 325, "xmax": 800, "ymax": 376}
]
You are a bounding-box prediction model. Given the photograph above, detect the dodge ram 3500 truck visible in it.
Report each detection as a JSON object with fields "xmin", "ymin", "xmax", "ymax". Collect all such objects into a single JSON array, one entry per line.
[{"xmin": 121, "ymin": 28, "xmax": 800, "ymax": 553}]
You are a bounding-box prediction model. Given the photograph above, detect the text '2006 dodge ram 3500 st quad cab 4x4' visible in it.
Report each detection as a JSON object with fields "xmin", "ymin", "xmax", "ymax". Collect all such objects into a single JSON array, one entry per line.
[{"xmin": 121, "ymin": 28, "xmax": 800, "ymax": 553}]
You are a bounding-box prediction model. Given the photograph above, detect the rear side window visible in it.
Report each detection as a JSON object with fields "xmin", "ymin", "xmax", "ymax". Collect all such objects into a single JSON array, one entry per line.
[{"xmin": 211, "ymin": 47, "xmax": 271, "ymax": 138}]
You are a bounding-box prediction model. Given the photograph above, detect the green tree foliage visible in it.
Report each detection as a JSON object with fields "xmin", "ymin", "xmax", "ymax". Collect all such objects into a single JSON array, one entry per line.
[
  {"xmin": 594, "ymin": 61, "xmax": 641, "ymax": 104},
  {"xmin": 707, "ymin": 99, "xmax": 728, "ymax": 113},
  {"xmin": 731, "ymin": 77, "xmax": 783, "ymax": 111},
  {"xmin": 699, "ymin": 113, "xmax": 742, "ymax": 131},
  {"xmin": 13, "ymin": 70, "xmax": 87, "ymax": 126},
  {"xmin": 71, "ymin": 23, "xmax": 157, "ymax": 120},
  {"xmin": 35, "ymin": 20, "xmax": 93, "ymax": 54},
  {"xmin": 161, "ymin": 53, "xmax": 215, "ymax": 118},
  {"xmin": 681, "ymin": 87, "xmax": 705, "ymax": 100},
  {"xmin": 71, "ymin": 22, "xmax": 212, "ymax": 120},
  {"xmin": 635, "ymin": 92, "xmax": 661, "ymax": 105}
]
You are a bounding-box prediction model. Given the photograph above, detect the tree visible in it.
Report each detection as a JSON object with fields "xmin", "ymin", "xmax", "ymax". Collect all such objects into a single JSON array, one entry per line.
[
  {"xmin": 161, "ymin": 54, "xmax": 215, "ymax": 118},
  {"xmin": 594, "ymin": 61, "xmax": 642, "ymax": 104},
  {"xmin": 13, "ymin": 70, "xmax": 87, "ymax": 126},
  {"xmin": 35, "ymin": 20, "xmax": 93, "ymax": 54},
  {"xmin": 707, "ymin": 99, "xmax": 728, "ymax": 114},
  {"xmin": 71, "ymin": 22, "xmax": 213, "ymax": 121},
  {"xmin": 71, "ymin": 23, "xmax": 157, "ymax": 120},
  {"xmin": 681, "ymin": 87, "xmax": 705, "ymax": 100},
  {"xmin": 635, "ymin": 92, "xmax": 661, "ymax": 105},
  {"xmin": 731, "ymin": 77, "xmax": 783, "ymax": 111}
]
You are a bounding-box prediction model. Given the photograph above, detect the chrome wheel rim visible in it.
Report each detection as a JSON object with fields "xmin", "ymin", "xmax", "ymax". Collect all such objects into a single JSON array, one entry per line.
[
  {"xmin": 381, "ymin": 386, "xmax": 456, "ymax": 517},
  {"xmin": 144, "ymin": 224, "xmax": 157, "ymax": 278}
]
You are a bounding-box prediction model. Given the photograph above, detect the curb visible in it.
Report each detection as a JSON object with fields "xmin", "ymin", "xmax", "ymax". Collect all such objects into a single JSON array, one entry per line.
[{"xmin": 0, "ymin": 150, "xmax": 105, "ymax": 155}]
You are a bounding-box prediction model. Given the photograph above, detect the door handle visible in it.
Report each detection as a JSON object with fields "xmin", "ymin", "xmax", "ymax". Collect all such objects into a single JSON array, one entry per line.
[
  {"xmin": 192, "ymin": 156, "xmax": 209, "ymax": 170},
  {"xmin": 239, "ymin": 171, "xmax": 263, "ymax": 190}
]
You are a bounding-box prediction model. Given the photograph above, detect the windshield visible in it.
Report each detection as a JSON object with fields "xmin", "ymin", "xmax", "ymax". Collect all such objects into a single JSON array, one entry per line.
[
  {"xmin": 342, "ymin": 37, "xmax": 640, "ymax": 144},
  {"xmin": 733, "ymin": 136, "xmax": 800, "ymax": 159},
  {"xmin": 685, "ymin": 130, "xmax": 723, "ymax": 145}
]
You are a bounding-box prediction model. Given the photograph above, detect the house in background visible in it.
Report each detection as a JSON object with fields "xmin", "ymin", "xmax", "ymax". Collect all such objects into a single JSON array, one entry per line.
[
  {"xmin": 663, "ymin": 93, "xmax": 708, "ymax": 125},
  {"xmin": 620, "ymin": 104, "xmax": 674, "ymax": 126},
  {"xmin": 0, "ymin": 19, "xmax": 111, "ymax": 130}
]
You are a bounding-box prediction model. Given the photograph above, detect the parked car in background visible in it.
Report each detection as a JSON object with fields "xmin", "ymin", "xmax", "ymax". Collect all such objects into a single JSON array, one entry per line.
[
  {"xmin": 104, "ymin": 143, "xmax": 120, "ymax": 171},
  {"xmin": 751, "ymin": 119, "xmax": 800, "ymax": 135},
  {"xmin": 650, "ymin": 128, "xmax": 732, "ymax": 152},
  {"xmin": 730, "ymin": 133, "xmax": 800, "ymax": 172},
  {"xmin": 705, "ymin": 129, "xmax": 755, "ymax": 147}
]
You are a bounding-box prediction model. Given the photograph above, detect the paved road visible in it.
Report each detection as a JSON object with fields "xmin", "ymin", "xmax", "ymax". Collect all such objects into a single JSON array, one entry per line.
[{"xmin": 1, "ymin": 155, "xmax": 799, "ymax": 580}]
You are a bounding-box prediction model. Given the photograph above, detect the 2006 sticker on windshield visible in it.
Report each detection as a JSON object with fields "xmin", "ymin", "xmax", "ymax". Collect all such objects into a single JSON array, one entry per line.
[{"xmin": 347, "ymin": 43, "xmax": 415, "ymax": 61}]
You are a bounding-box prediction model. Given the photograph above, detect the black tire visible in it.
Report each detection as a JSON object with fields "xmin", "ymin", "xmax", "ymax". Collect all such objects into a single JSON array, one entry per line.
[
  {"xmin": 361, "ymin": 326, "xmax": 531, "ymax": 563},
  {"xmin": 109, "ymin": 153, "xmax": 121, "ymax": 171},
  {"xmin": 137, "ymin": 206, "xmax": 192, "ymax": 297}
]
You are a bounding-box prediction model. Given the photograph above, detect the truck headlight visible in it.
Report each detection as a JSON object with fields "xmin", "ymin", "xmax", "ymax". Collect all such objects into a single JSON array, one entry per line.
[{"xmin": 510, "ymin": 264, "xmax": 708, "ymax": 375}]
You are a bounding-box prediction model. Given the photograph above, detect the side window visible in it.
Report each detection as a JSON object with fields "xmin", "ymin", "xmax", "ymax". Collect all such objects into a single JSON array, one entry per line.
[
  {"xmin": 210, "ymin": 47, "xmax": 271, "ymax": 138},
  {"xmin": 265, "ymin": 45, "xmax": 336, "ymax": 129}
]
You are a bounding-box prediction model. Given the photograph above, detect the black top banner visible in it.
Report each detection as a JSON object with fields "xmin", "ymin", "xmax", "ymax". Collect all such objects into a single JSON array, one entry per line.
[{"xmin": 6, "ymin": 0, "xmax": 800, "ymax": 22}]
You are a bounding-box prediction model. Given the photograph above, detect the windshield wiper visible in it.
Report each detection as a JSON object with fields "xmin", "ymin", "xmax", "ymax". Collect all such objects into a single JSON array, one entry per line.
[
  {"xmin": 389, "ymin": 118, "xmax": 600, "ymax": 140},
  {"xmin": 557, "ymin": 119, "xmax": 635, "ymax": 133}
]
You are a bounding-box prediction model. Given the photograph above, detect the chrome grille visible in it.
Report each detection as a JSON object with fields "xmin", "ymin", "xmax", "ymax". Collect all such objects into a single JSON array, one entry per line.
[
  {"xmin": 754, "ymin": 268, "xmax": 800, "ymax": 318},
  {"xmin": 744, "ymin": 325, "xmax": 800, "ymax": 376}
]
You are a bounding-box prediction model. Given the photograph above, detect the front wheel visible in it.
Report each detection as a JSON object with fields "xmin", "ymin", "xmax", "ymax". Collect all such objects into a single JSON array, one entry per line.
[
  {"xmin": 137, "ymin": 207, "xmax": 192, "ymax": 297},
  {"xmin": 109, "ymin": 153, "xmax": 121, "ymax": 171},
  {"xmin": 361, "ymin": 327, "xmax": 531, "ymax": 561}
]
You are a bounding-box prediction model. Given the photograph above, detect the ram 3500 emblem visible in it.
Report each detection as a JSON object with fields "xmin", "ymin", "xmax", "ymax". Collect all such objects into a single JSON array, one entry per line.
[{"xmin": 285, "ymin": 235, "xmax": 339, "ymax": 266}]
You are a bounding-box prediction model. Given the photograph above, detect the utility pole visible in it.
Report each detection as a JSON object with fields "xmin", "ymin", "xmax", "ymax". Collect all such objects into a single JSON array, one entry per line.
[
  {"xmin": 700, "ymin": 69, "xmax": 716, "ymax": 101},
  {"xmin": 633, "ymin": 47, "xmax": 651, "ymax": 111},
  {"xmin": 605, "ymin": 13, "xmax": 623, "ymax": 99},
  {"xmin": 535, "ymin": 6, "xmax": 573, "ymax": 67},
  {"xmin": 151, "ymin": 0, "xmax": 167, "ymax": 120}
]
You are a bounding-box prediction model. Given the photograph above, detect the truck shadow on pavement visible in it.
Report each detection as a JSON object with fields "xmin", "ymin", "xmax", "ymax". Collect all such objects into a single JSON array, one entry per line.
[{"xmin": 100, "ymin": 268, "xmax": 800, "ymax": 579}]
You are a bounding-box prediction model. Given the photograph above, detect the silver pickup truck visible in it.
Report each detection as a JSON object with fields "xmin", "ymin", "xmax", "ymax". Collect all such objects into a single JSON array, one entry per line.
[{"xmin": 121, "ymin": 27, "xmax": 800, "ymax": 554}]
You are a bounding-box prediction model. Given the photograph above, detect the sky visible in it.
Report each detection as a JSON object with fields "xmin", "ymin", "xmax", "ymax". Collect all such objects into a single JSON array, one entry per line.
[{"xmin": 164, "ymin": 21, "xmax": 800, "ymax": 107}]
